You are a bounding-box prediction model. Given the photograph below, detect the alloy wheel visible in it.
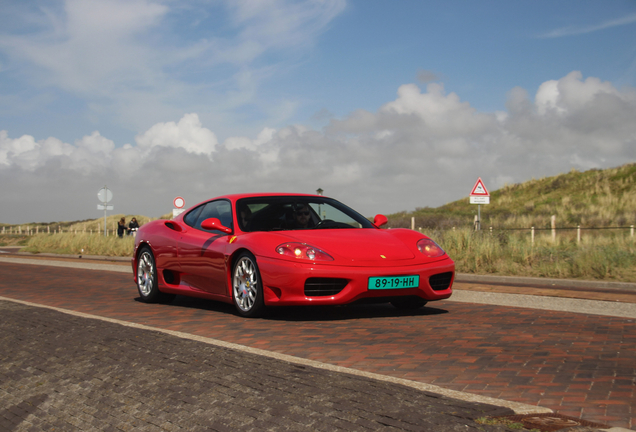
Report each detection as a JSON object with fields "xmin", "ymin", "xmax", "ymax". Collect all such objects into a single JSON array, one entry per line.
[{"xmin": 233, "ymin": 256, "xmax": 258, "ymax": 312}]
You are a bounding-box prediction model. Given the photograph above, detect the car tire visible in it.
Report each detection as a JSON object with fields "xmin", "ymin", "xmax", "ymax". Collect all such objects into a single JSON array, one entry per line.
[
  {"xmin": 136, "ymin": 246, "xmax": 175, "ymax": 304},
  {"xmin": 390, "ymin": 297, "xmax": 427, "ymax": 310},
  {"xmin": 232, "ymin": 252, "xmax": 265, "ymax": 318}
]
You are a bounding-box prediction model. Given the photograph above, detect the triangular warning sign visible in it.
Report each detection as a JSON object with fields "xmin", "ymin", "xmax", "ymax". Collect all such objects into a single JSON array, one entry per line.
[{"xmin": 470, "ymin": 177, "xmax": 489, "ymax": 196}]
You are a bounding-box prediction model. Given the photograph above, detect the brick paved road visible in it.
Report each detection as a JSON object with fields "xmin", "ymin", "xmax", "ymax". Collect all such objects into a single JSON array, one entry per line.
[
  {"xmin": 0, "ymin": 300, "xmax": 522, "ymax": 432},
  {"xmin": 0, "ymin": 261, "xmax": 634, "ymax": 429}
]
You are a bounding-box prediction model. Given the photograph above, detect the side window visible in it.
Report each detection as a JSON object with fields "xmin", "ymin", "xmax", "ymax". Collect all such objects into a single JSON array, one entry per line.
[
  {"xmin": 194, "ymin": 200, "xmax": 233, "ymax": 233},
  {"xmin": 183, "ymin": 205, "xmax": 203, "ymax": 228}
]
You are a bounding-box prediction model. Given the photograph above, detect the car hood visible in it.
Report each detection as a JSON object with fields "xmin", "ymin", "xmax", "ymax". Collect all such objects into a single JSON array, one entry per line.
[{"xmin": 281, "ymin": 229, "xmax": 417, "ymax": 264}]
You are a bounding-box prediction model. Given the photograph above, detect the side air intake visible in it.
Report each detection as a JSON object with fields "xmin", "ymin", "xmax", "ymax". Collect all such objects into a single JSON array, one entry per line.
[{"xmin": 429, "ymin": 272, "xmax": 453, "ymax": 291}]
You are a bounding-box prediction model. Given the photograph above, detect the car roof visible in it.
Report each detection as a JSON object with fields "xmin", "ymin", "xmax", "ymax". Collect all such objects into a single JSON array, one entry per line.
[
  {"xmin": 214, "ymin": 192, "xmax": 326, "ymax": 202},
  {"xmin": 186, "ymin": 193, "xmax": 330, "ymax": 210}
]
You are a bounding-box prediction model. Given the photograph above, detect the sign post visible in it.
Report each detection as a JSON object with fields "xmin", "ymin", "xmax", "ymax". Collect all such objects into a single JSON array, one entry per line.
[
  {"xmin": 97, "ymin": 186, "xmax": 114, "ymax": 237},
  {"xmin": 173, "ymin": 196, "xmax": 186, "ymax": 218},
  {"xmin": 469, "ymin": 178, "xmax": 490, "ymax": 231}
]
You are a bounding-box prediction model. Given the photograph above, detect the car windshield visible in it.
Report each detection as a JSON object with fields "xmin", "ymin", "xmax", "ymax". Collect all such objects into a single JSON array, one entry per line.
[{"xmin": 236, "ymin": 196, "xmax": 375, "ymax": 232}]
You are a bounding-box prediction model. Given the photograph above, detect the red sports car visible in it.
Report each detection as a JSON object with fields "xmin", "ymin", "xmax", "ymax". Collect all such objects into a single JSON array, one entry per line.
[{"xmin": 132, "ymin": 193, "xmax": 454, "ymax": 317}]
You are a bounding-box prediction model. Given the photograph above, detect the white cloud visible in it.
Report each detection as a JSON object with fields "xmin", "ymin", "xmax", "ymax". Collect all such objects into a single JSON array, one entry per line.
[
  {"xmin": 68, "ymin": 132, "xmax": 116, "ymax": 175},
  {"xmin": 0, "ymin": 131, "xmax": 74, "ymax": 171},
  {"xmin": 0, "ymin": 0, "xmax": 346, "ymax": 135},
  {"xmin": 535, "ymin": 80, "xmax": 563, "ymax": 115},
  {"xmin": 539, "ymin": 13, "xmax": 636, "ymax": 38},
  {"xmin": 135, "ymin": 113, "xmax": 218, "ymax": 156},
  {"xmin": 65, "ymin": 0, "xmax": 167, "ymax": 38},
  {"xmin": 1, "ymin": 71, "xmax": 635, "ymax": 223},
  {"xmin": 0, "ymin": 0, "xmax": 169, "ymax": 96},
  {"xmin": 76, "ymin": 131, "xmax": 115, "ymax": 154},
  {"xmin": 535, "ymin": 71, "xmax": 626, "ymax": 115},
  {"xmin": 227, "ymin": 0, "xmax": 347, "ymax": 54},
  {"xmin": 224, "ymin": 127, "xmax": 276, "ymax": 151},
  {"xmin": 0, "ymin": 132, "xmax": 37, "ymax": 166},
  {"xmin": 380, "ymin": 83, "xmax": 495, "ymax": 137}
]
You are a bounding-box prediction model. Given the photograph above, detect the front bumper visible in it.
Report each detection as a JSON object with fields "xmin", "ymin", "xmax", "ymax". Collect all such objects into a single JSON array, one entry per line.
[{"xmin": 257, "ymin": 256, "xmax": 454, "ymax": 306}]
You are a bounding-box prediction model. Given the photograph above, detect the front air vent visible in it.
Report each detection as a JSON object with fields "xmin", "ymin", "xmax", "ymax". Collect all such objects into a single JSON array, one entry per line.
[
  {"xmin": 304, "ymin": 278, "xmax": 348, "ymax": 297},
  {"xmin": 429, "ymin": 272, "xmax": 453, "ymax": 291},
  {"xmin": 162, "ymin": 270, "xmax": 180, "ymax": 285},
  {"xmin": 428, "ymin": 272, "xmax": 453, "ymax": 291}
]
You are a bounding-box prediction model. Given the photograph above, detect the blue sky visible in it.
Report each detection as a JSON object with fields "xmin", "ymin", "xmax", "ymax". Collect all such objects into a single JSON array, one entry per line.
[{"xmin": 1, "ymin": 0, "xmax": 636, "ymax": 223}]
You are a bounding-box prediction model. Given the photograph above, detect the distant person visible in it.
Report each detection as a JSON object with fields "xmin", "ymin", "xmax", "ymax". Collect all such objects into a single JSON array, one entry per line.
[
  {"xmin": 128, "ymin": 217, "xmax": 139, "ymax": 235},
  {"xmin": 117, "ymin": 217, "xmax": 126, "ymax": 238}
]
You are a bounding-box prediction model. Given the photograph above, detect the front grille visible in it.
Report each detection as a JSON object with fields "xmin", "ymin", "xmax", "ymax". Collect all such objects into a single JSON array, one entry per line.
[
  {"xmin": 429, "ymin": 272, "xmax": 453, "ymax": 291},
  {"xmin": 304, "ymin": 278, "xmax": 348, "ymax": 297}
]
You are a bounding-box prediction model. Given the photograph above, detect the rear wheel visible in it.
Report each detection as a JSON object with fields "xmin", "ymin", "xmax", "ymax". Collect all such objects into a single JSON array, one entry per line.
[
  {"xmin": 136, "ymin": 246, "xmax": 175, "ymax": 303},
  {"xmin": 232, "ymin": 252, "xmax": 265, "ymax": 318},
  {"xmin": 390, "ymin": 297, "xmax": 427, "ymax": 310}
]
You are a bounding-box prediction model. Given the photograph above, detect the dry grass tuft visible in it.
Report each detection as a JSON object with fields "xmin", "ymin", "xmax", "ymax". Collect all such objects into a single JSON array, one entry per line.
[
  {"xmin": 23, "ymin": 232, "xmax": 135, "ymax": 257},
  {"xmin": 426, "ymin": 227, "xmax": 636, "ymax": 281}
]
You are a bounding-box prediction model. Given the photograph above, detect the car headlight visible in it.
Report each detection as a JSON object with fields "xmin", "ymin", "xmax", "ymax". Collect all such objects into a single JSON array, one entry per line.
[
  {"xmin": 417, "ymin": 238, "xmax": 445, "ymax": 258},
  {"xmin": 276, "ymin": 242, "xmax": 334, "ymax": 261}
]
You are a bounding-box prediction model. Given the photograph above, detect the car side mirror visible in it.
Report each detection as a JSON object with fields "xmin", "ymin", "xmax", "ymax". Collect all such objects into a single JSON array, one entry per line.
[
  {"xmin": 373, "ymin": 214, "xmax": 388, "ymax": 227},
  {"xmin": 201, "ymin": 218, "xmax": 232, "ymax": 234}
]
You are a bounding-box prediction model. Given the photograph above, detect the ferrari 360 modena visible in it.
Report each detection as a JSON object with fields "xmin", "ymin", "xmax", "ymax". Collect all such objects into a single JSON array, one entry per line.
[{"xmin": 132, "ymin": 193, "xmax": 454, "ymax": 317}]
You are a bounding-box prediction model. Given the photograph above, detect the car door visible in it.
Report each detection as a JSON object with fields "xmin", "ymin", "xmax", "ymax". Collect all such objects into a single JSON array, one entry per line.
[{"xmin": 178, "ymin": 200, "xmax": 233, "ymax": 296}]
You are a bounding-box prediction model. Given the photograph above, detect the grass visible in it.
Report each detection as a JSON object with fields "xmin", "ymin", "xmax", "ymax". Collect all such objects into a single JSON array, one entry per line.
[
  {"xmin": 0, "ymin": 213, "xmax": 167, "ymax": 236},
  {"xmin": 21, "ymin": 232, "xmax": 135, "ymax": 257},
  {"xmin": 475, "ymin": 417, "xmax": 539, "ymax": 431},
  {"xmin": 10, "ymin": 213, "xmax": 175, "ymax": 257},
  {"xmin": 426, "ymin": 227, "xmax": 636, "ymax": 282},
  {"xmin": 0, "ymin": 235, "xmax": 30, "ymax": 247}
]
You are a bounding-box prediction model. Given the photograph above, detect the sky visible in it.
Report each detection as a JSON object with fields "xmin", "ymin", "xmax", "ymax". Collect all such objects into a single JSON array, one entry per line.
[{"xmin": 1, "ymin": 0, "xmax": 635, "ymax": 224}]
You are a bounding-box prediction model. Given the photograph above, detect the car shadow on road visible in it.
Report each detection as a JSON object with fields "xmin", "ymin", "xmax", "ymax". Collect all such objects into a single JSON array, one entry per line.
[
  {"xmin": 135, "ymin": 295, "xmax": 450, "ymax": 322},
  {"xmin": 263, "ymin": 303, "xmax": 449, "ymax": 322}
]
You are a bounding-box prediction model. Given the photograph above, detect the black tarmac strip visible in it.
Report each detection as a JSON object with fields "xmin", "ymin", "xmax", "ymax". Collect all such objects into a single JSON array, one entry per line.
[{"xmin": 0, "ymin": 300, "xmax": 606, "ymax": 432}]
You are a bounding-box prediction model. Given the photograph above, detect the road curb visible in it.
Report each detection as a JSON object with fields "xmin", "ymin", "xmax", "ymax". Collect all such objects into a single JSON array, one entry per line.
[
  {"xmin": 0, "ymin": 256, "xmax": 130, "ymax": 273},
  {"xmin": 456, "ymin": 273, "xmax": 636, "ymax": 291},
  {"xmin": 16, "ymin": 251, "xmax": 130, "ymax": 262}
]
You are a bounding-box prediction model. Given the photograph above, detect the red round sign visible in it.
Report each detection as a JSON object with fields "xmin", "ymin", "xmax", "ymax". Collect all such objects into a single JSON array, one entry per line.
[{"xmin": 173, "ymin": 197, "xmax": 185, "ymax": 209}]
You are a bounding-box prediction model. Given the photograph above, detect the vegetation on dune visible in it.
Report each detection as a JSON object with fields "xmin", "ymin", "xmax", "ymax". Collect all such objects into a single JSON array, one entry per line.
[
  {"xmin": 22, "ymin": 232, "xmax": 135, "ymax": 257},
  {"xmin": 387, "ymin": 163, "xmax": 636, "ymax": 230},
  {"xmin": 2, "ymin": 213, "xmax": 157, "ymax": 257},
  {"xmin": 384, "ymin": 163, "xmax": 636, "ymax": 282},
  {"xmin": 0, "ymin": 235, "xmax": 30, "ymax": 247},
  {"xmin": 425, "ymin": 227, "xmax": 635, "ymax": 282},
  {"xmin": 0, "ymin": 213, "xmax": 173, "ymax": 235}
]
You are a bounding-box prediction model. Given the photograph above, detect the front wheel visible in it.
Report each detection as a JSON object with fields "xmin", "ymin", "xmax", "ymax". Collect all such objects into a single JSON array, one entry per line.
[
  {"xmin": 232, "ymin": 252, "xmax": 265, "ymax": 318},
  {"xmin": 136, "ymin": 246, "xmax": 174, "ymax": 304}
]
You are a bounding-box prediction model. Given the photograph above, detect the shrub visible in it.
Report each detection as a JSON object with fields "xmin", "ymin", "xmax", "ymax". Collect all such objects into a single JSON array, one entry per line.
[
  {"xmin": 23, "ymin": 232, "xmax": 135, "ymax": 257},
  {"xmin": 424, "ymin": 227, "xmax": 636, "ymax": 282}
]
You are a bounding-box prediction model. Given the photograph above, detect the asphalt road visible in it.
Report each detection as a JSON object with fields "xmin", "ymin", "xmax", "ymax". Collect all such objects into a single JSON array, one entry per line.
[{"xmin": 0, "ymin": 255, "xmax": 634, "ymax": 431}]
